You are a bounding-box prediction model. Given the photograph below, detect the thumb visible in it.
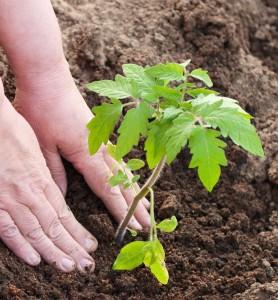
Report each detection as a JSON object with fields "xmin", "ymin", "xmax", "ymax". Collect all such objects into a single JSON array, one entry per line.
[{"xmin": 42, "ymin": 147, "xmax": 67, "ymax": 196}]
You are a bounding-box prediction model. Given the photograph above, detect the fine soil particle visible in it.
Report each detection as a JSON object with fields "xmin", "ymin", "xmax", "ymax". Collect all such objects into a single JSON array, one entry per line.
[{"xmin": 0, "ymin": 0, "xmax": 277, "ymax": 299}]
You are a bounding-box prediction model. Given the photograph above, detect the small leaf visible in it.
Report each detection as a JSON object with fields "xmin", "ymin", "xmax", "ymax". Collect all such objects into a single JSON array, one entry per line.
[
  {"xmin": 123, "ymin": 182, "xmax": 132, "ymax": 190},
  {"xmin": 145, "ymin": 62, "xmax": 184, "ymax": 81},
  {"xmin": 107, "ymin": 144, "xmax": 117, "ymax": 160},
  {"xmin": 189, "ymin": 127, "xmax": 227, "ymax": 192},
  {"xmin": 116, "ymin": 102, "xmax": 154, "ymax": 159},
  {"xmin": 150, "ymin": 261, "xmax": 169, "ymax": 285},
  {"xmin": 112, "ymin": 241, "xmax": 149, "ymax": 270},
  {"xmin": 190, "ymin": 69, "xmax": 213, "ymax": 87},
  {"xmin": 123, "ymin": 64, "xmax": 156, "ymax": 95},
  {"xmin": 126, "ymin": 159, "xmax": 145, "ymax": 171},
  {"xmin": 187, "ymin": 88, "xmax": 219, "ymax": 98},
  {"xmin": 156, "ymin": 216, "xmax": 178, "ymax": 233},
  {"xmin": 179, "ymin": 59, "xmax": 191, "ymax": 68},
  {"xmin": 108, "ymin": 170, "xmax": 128, "ymax": 187},
  {"xmin": 153, "ymin": 86, "xmax": 182, "ymax": 106},
  {"xmin": 163, "ymin": 107, "xmax": 183, "ymax": 120},
  {"xmin": 165, "ymin": 112, "xmax": 196, "ymax": 164},
  {"xmin": 145, "ymin": 119, "xmax": 172, "ymax": 169},
  {"xmin": 131, "ymin": 175, "xmax": 140, "ymax": 183},
  {"xmin": 86, "ymin": 75, "xmax": 132, "ymax": 99},
  {"xmin": 127, "ymin": 228, "xmax": 138, "ymax": 237},
  {"xmin": 87, "ymin": 99, "xmax": 123, "ymax": 155}
]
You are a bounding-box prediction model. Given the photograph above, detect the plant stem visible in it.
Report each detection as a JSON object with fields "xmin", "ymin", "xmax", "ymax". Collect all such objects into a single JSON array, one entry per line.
[
  {"xmin": 148, "ymin": 187, "xmax": 157, "ymax": 241},
  {"xmin": 114, "ymin": 156, "xmax": 166, "ymax": 243}
]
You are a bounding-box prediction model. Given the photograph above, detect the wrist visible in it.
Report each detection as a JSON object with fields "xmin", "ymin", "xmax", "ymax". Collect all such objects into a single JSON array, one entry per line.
[{"xmin": 15, "ymin": 57, "xmax": 75, "ymax": 101}]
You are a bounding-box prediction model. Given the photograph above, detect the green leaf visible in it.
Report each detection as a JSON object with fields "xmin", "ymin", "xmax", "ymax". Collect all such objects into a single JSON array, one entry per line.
[
  {"xmin": 108, "ymin": 170, "xmax": 128, "ymax": 186},
  {"xmin": 156, "ymin": 216, "xmax": 178, "ymax": 233},
  {"xmin": 190, "ymin": 69, "xmax": 213, "ymax": 87},
  {"xmin": 87, "ymin": 99, "xmax": 123, "ymax": 155},
  {"xmin": 190, "ymin": 94, "xmax": 251, "ymax": 119},
  {"xmin": 126, "ymin": 159, "xmax": 145, "ymax": 171},
  {"xmin": 127, "ymin": 228, "xmax": 138, "ymax": 237},
  {"xmin": 150, "ymin": 261, "xmax": 169, "ymax": 285},
  {"xmin": 165, "ymin": 112, "xmax": 196, "ymax": 163},
  {"xmin": 112, "ymin": 241, "xmax": 148, "ymax": 270},
  {"xmin": 142, "ymin": 93, "xmax": 159, "ymax": 103},
  {"xmin": 123, "ymin": 64, "xmax": 156, "ymax": 95},
  {"xmin": 179, "ymin": 59, "xmax": 191, "ymax": 68},
  {"xmin": 187, "ymin": 88, "xmax": 219, "ymax": 98},
  {"xmin": 116, "ymin": 102, "xmax": 153, "ymax": 159},
  {"xmin": 86, "ymin": 75, "xmax": 132, "ymax": 99},
  {"xmin": 131, "ymin": 175, "xmax": 140, "ymax": 183},
  {"xmin": 123, "ymin": 182, "xmax": 132, "ymax": 190},
  {"xmin": 107, "ymin": 144, "xmax": 117, "ymax": 160},
  {"xmin": 203, "ymin": 108, "xmax": 264, "ymax": 157},
  {"xmin": 153, "ymin": 86, "xmax": 183, "ymax": 106},
  {"xmin": 163, "ymin": 107, "xmax": 183, "ymax": 120},
  {"xmin": 145, "ymin": 119, "xmax": 172, "ymax": 169},
  {"xmin": 189, "ymin": 127, "xmax": 227, "ymax": 192},
  {"xmin": 145, "ymin": 62, "xmax": 184, "ymax": 81}
]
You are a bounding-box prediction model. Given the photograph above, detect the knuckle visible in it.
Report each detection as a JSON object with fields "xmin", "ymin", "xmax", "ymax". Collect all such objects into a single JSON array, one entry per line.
[
  {"xmin": 1, "ymin": 224, "xmax": 19, "ymax": 239},
  {"xmin": 47, "ymin": 218, "xmax": 64, "ymax": 241},
  {"xmin": 26, "ymin": 227, "xmax": 44, "ymax": 242}
]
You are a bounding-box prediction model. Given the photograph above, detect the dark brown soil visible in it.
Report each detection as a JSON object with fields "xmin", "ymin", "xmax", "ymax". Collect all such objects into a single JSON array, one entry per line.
[{"xmin": 0, "ymin": 0, "xmax": 277, "ymax": 299}]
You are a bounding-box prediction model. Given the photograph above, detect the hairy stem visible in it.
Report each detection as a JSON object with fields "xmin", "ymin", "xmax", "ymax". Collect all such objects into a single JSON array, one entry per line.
[{"xmin": 114, "ymin": 156, "xmax": 166, "ymax": 243}]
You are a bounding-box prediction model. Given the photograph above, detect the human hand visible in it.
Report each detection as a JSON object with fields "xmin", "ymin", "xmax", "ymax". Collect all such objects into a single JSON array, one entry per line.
[
  {"xmin": 14, "ymin": 59, "xmax": 150, "ymax": 231},
  {"xmin": 0, "ymin": 84, "xmax": 97, "ymax": 273}
]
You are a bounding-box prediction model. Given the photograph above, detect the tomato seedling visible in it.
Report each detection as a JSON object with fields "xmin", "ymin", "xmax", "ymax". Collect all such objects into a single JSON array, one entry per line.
[{"xmin": 86, "ymin": 60, "xmax": 264, "ymax": 284}]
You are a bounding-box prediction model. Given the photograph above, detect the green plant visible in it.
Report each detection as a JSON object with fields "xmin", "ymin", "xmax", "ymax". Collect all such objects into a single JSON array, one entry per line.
[{"xmin": 86, "ymin": 60, "xmax": 264, "ymax": 284}]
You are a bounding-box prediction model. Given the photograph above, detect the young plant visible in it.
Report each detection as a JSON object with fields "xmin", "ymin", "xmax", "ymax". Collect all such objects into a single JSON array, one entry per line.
[{"xmin": 86, "ymin": 60, "xmax": 264, "ymax": 284}]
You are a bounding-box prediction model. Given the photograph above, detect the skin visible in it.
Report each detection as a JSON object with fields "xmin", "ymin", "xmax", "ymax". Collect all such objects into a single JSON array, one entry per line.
[{"xmin": 0, "ymin": 0, "xmax": 150, "ymax": 273}]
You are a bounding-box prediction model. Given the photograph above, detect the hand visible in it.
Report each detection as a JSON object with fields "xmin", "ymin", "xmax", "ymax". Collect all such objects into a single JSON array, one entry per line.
[
  {"xmin": 0, "ymin": 84, "xmax": 97, "ymax": 273},
  {"xmin": 14, "ymin": 59, "xmax": 150, "ymax": 230}
]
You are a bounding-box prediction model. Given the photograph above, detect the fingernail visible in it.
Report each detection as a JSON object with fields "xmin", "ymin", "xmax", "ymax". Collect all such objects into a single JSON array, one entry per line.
[
  {"xmin": 29, "ymin": 253, "xmax": 40, "ymax": 265},
  {"xmin": 60, "ymin": 257, "xmax": 75, "ymax": 272},
  {"xmin": 84, "ymin": 238, "xmax": 97, "ymax": 252},
  {"xmin": 80, "ymin": 258, "xmax": 95, "ymax": 273}
]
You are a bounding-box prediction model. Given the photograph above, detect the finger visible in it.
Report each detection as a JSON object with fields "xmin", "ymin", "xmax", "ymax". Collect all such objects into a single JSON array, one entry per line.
[
  {"xmin": 0, "ymin": 209, "xmax": 41, "ymax": 266},
  {"xmin": 103, "ymin": 149, "xmax": 151, "ymax": 228},
  {"xmin": 41, "ymin": 147, "xmax": 67, "ymax": 197},
  {"xmin": 9, "ymin": 204, "xmax": 76, "ymax": 273},
  {"xmin": 44, "ymin": 182, "xmax": 98, "ymax": 253},
  {"xmin": 26, "ymin": 193, "xmax": 95, "ymax": 273}
]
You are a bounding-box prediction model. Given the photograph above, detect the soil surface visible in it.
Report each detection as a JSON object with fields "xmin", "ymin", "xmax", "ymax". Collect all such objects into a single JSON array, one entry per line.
[{"xmin": 0, "ymin": 0, "xmax": 277, "ymax": 299}]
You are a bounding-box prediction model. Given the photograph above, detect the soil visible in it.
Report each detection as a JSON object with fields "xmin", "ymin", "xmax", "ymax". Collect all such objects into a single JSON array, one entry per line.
[{"xmin": 0, "ymin": 0, "xmax": 277, "ymax": 299}]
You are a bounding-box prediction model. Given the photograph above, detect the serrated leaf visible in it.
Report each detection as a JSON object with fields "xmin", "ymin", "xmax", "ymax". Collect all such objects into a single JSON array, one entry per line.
[
  {"xmin": 112, "ymin": 241, "xmax": 148, "ymax": 270},
  {"xmin": 163, "ymin": 107, "xmax": 183, "ymax": 120},
  {"xmin": 190, "ymin": 94, "xmax": 251, "ymax": 119},
  {"xmin": 165, "ymin": 112, "xmax": 196, "ymax": 163},
  {"xmin": 190, "ymin": 69, "xmax": 213, "ymax": 87},
  {"xmin": 145, "ymin": 119, "xmax": 172, "ymax": 169},
  {"xmin": 123, "ymin": 64, "xmax": 156, "ymax": 95},
  {"xmin": 179, "ymin": 59, "xmax": 191, "ymax": 68},
  {"xmin": 156, "ymin": 216, "xmax": 178, "ymax": 233},
  {"xmin": 194, "ymin": 100, "xmax": 223, "ymax": 117},
  {"xmin": 145, "ymin": 62, "xmax": 184, "ymax": 81},
  {"xmin": 108, "ymin": 170, "xmax": 128, "ymax": 186},
  {"xmin": 86, "ymin": 75, "xmax": 132, "ymax": 99},
  {"xmin": 150, "ymin": 261, "xmax": 169, "ymax": 285},
  {"xmin": 153, "ymin": 86, "xmax": 182, "ymax": 106},
  {"xmin": 187, "ymin": 88, "xmax": 219, "ymax": 98},
  {"xmin": 126, "ymin": 159, "xmax": 145, "ymax": 171},
  {"xmin": 203, "ymin": 108, "xmax": 264, "ymax": 157},
  {"xmin": 142, "ymin": 93, "xmax": 159, "ymax": 103},
  {"xmin": 116, "ymin": 102, "xmax": 153, "ymax": 159},
  {"xmin": 189, "ymin": 127, "xmax": 227, "ymax": 192},
  {"xmin": 87, "ymin": 99, "xmax": 123, "ymax": 155}
]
